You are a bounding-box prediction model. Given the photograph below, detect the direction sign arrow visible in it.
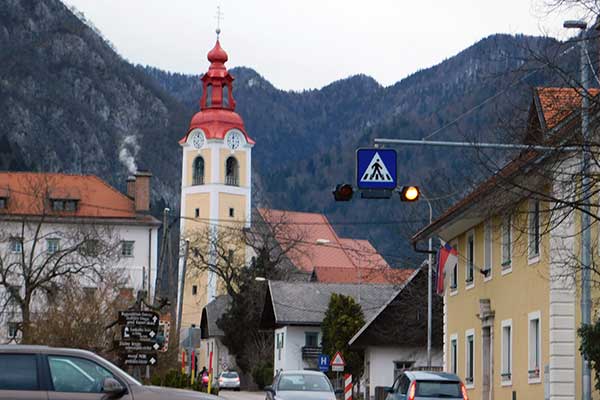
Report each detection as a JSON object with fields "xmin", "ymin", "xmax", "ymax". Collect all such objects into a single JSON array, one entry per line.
[
  {"xmin": 116, "ymin": 339, "xmax": 160, "ymax": 353},
  {"xmin": 121, "ymin": 325, "xmax": 157, "ymax": 341},
  {"xmin": 121, "ymin": 352, "xmax": 158, "ymax": 366},
  {"xmin": 118, "ymin": 311, "xmax": 160, "ymax": 328}
]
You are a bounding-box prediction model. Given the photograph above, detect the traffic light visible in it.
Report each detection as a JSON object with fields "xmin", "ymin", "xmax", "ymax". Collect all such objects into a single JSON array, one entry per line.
[
  {"xmin": 333, "ymin": 184, "xmax": 354, "ymax": 201},
  {"xmin": 399, "ymin": 186, "xmax": 420, "ymax": 201}
]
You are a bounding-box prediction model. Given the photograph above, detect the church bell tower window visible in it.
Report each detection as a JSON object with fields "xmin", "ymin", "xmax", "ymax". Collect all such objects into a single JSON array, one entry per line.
[
  {"xmin": 225, "ymin": 157, "xmax": 239, "ymax": 186},
  {"xmin": 205, "ymin": 84, "xmax": 213, "ymax": 107},
  {"xmin": 193, "ymin": 156, "xmax": 205, "ymax": 185}
]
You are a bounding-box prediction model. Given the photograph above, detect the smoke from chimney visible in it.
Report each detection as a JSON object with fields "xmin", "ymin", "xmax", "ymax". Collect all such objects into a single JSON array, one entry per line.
[{"xmin": 119, "ymin": 135, "xmax": 140, "ymax": 175}]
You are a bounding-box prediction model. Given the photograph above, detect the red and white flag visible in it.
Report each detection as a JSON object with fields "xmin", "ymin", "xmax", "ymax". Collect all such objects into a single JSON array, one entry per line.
[{"xmin": 436, "ymin": 242, "xmax": 458, "ymax": 294}]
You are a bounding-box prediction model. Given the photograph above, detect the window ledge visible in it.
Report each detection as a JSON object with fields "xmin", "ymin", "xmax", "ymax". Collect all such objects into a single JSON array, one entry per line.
[
  {"xmin": 501, "ymin": 266, "xmax": 512, "ymax": 275},
  {"xmin": 501, "ymin": 380, "xmax": 513, "ymax": 387},
  {"xmin": 528, "ymin": 255, "xmax": 540, "ymax": 265},
  {"xmin": 465, "ymin": 282, "xmax": 475, "ymax": 290},
  {"xmin": 528, "ymin": 377, "xmax": 542, "ymax": 384},
  {"xmin": 449, "ymin": 289, "xmax": 458, "ymax": 297}
]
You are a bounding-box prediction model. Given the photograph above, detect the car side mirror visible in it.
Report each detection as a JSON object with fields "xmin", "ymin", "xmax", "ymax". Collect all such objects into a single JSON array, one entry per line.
[
  {"xmin": 384, "ymin": 386, "xmax": 394, "ymax": 393},
  {"xmin": 102, "ymin": 377, "xmax": 126, "ymax": 398},
  {"xmin": 264, "ymin": 385, "xmax": 275, "ymax": 393}
]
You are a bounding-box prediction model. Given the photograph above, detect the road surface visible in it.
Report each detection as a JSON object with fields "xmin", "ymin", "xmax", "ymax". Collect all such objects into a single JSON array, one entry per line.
[{"xmin": 219, "ymin": 390, "xmax": 265, "ymax": 400}]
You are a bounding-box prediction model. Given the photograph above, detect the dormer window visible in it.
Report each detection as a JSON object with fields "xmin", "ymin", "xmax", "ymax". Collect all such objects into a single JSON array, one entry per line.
[{"xmin": 51, "ymin": 199, "xmax": 78, "ymax": 212}]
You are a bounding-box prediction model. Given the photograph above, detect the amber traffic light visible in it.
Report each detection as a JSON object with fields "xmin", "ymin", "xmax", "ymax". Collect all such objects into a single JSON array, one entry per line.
[
  {"xmin": 333, "ymin": 184, "xmax": 354, "ymax": 201},
  {"xmin": 400, "ymin": 186, "xmax": 420, "ymax": 202}
]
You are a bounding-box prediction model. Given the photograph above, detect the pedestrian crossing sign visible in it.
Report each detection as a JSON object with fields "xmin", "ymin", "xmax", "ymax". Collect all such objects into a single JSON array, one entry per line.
[{"xmin": 356, "ymin": 148, "xmax": 397, "ymax": 190}]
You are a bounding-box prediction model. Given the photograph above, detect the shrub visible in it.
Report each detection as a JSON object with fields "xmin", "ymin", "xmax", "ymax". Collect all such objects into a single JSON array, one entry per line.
[{"xmin": 253, "ymin": 362, "xmax": 274, "ymax": 389}]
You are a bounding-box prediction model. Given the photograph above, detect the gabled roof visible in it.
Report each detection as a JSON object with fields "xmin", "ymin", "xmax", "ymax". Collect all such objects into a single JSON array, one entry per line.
[
  {"xmin": 0, "ymin": 172, "xmax": 158, "ymax": 224},
  {"xmin": 257, "ymin": 208, "xmax": 399, "ymax": 284},
  {"xmin": 412, "ymin": 86, "xmax": 599, "ymax": 243},
  {"xmin": 348, "ymin": 266, "xmax": 443, "ymax": 349},
  {"xmin": 200, "ymin": 295, "xmax": 231, "ymax": 338},
  {"xmin": 261, "ymin": 280, "xmax": 398, "ymax": 328}
]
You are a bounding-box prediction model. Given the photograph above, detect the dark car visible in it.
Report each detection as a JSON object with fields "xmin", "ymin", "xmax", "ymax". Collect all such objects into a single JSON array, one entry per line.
[
  {"xmin": 0, "ymin": 345, "xmax": 220, "ymax": 400},
  {"xmin": 265, "ymin": 370, "xmax": 340, "ymax": 400},
  {"xmin": 384, "ymin": 371, "xmax": 468, "ymax": 400}
]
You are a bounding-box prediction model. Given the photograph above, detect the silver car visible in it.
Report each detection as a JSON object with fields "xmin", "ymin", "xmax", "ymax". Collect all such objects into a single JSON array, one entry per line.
[
  {"xmin": 384, "ymin": 371, "xmax": 467, "ymax": 400},
  {"xmin": 265, "ymin": 370, "xmax": 340, "ymax": 400},
  {"xmin": 217, "ymin": 371, "xmax": 240, "ymax": 391},
  {"xmin": 0, "ymin": 345, "xmax": 220, "ymax": 400}
]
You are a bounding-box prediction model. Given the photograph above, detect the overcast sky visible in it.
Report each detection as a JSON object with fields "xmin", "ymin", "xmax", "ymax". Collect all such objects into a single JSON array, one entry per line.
[{"xmin": 63, "ymin": 0, "xmax": 587, "ymax": 91}]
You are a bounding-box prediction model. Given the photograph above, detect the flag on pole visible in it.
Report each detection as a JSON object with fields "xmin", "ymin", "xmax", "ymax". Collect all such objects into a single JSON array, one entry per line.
[{"xmin": 437, "ymin": 242, "xmax": 458, "ymax": 294}]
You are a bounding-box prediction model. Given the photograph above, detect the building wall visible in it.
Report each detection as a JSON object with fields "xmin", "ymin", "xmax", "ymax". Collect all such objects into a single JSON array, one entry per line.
[
  {"xmin": 274, "ymin": 325, "xmax": 322, "ymax": 373},
  {"xmin": 178, "ymin": 137, "xmax": 252, "ymax": 347},
  {"xmin": 0, "ymin": 220, "xmax": 158, "ymax": 343},
  {"xmin": 364, "ymin": 346, "xmax": 443, "ymax": 400},
  {"xmin": 444, "ymin": 203, "xmax": 550, "ymax": 400}
]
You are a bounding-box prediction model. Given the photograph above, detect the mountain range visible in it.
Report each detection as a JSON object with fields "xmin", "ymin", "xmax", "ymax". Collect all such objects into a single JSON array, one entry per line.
[{"xmin": 1, "ymin": 0, "xmax": 571, "ymax": 267}]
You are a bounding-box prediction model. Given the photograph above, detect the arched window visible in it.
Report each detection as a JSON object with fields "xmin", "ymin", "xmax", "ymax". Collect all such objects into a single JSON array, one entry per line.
[
  {"xmin": 222, "ymin": 85, "xmax": 230, "ymax": 108},
  {"xmin": 193, "ymin": 156, "xmax": 204, "ymax": 185},
  {"xmin": 225, "ymin": 157, "xmax": 239, "ymax": 186},
  {"xmin": 205, "ymin": 84, "xmax": 213, "ymax": 107}
]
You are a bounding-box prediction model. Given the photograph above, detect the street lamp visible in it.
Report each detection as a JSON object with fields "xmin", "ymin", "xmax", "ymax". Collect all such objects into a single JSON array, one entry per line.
[
  {"xmin": 398, "ymin": 186, "xmax": 434, "ymax": 368},
  {"xmin": 564, "ymin": 19, "xmax": 591, "ymax": 400}
]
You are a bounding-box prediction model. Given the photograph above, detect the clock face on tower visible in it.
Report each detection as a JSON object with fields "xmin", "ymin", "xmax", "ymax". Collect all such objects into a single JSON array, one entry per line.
[
  {"xmin": 189, "ymin": 129, "xmax": 205, "ymax": 149},
  {"xmin": 226, "ymin": 130, "xmax": 244, "ymax": 151}
]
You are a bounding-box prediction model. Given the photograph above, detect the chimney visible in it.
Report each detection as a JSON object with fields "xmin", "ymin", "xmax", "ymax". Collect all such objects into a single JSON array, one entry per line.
[
  {"xmin": 126, "ymin": 176, "xmax": 136, "ymax": 199},
  {"xmin": 134, "ymin": 170, "xmax": 152, "ymax": 213}
]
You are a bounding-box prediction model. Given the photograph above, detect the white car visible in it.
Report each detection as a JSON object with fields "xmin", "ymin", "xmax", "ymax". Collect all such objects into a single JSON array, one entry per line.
[{"xmin": 218, "ymin": 371, "xmax": 241, "ymax": 391}]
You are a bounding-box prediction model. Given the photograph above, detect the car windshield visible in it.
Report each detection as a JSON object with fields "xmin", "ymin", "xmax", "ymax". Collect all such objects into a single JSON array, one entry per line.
[
  {"xmin": 278, "ymin": 374, "xmax": 332, "ymax": 392},
  {"xmin": 222, "ymin": 372, "xmax": 238, "ymax": 378},
  {"xmin": 416, "ymin": 381, "xmax": 462, "ymax": 398}
]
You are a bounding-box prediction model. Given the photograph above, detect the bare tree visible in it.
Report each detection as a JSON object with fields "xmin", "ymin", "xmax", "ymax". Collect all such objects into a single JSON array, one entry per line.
[{"xmin": 0, "ymin": 175, "xmax": 122, "ymax": 343}]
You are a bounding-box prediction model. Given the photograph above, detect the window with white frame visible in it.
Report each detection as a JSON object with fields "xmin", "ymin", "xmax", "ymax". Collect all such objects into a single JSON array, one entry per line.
[
  {"xmin": 451, "ymin": 245, "xmax": 458, "ymax": 290},
  {"xmin": 466, "ymin": 233, "xmax": 474, "ymax": 284},
  {"xmin": 9, "ymin": 237, "xmax": 22, "ymax": 253},
  {"xmin": 502, "ymin": 215, "xmax": 512, "ymax": 269},
  {"xmin": 46, "ymin": 238, "xmax": 60, "ymax": 254},
  {"xmin": 450, "ymin": 335, "xmax": 458, "ymax": 374},
  {"xmin": 529, "ymin": 312, "xmax": 541, "ymax": 381},
  {"xmin": 7, "ymin": 322, "xmax": 18, "ymax": 338},
  {"xmin": 529, "ymin": 200, "xmax": 540, "ymax": 259},
  {"xmin": 501, "ymin": 320, "xmax": 512, "ymax": 383},
  {"xmin": 465, "ymin": 330, "xmax": 474, "ymax": 386},
  {"xmin": 483, "ymin": 221, "xmax": 492, "ymax": 277},
  {"xmin": 121, "ymin": 241, "xmax": 134, "ymax": 257}
]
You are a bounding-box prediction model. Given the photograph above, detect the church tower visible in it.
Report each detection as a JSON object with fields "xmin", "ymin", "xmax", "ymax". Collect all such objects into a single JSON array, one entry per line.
[{"xmin": 177, "ymin": 38, "xmax": 254, "ymax": 340}]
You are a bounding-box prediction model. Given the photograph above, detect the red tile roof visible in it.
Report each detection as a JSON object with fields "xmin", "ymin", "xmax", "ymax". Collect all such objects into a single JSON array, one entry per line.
[
  {"xmin": 0, "ymin": 172, "xmax": 155, "ymax": 223},
  {"xmin": 536, "ymin": 87, "xmax": 600, "ymax": 130},
  {"xmin": 257, "ymin": 208, "xmax": 411, "ymax": 285},
  {"xmin": 312, "ymin": 266, "xmax": 413, "ymax": 284}
]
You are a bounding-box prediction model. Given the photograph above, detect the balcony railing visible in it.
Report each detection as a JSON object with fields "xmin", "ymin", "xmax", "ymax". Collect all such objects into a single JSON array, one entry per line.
[
  {"xmin": 192, "ymin": 176, "xmax": 204, "ymax": 185},
  {"xmin": 225, "ymin": 175, "xmax": 239, "ymax": 186},
  {"xmin": 302, "ymin": 346, "xmax": 322, "ymax": 359}
]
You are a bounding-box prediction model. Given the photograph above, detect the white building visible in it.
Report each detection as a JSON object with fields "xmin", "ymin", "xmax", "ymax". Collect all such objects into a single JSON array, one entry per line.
[
  {"xmin": 348, "ymin": 267, "xmax": 443, "ymax": 400},
  {"xmin": 260, "ymin": 281, "xmax": 398, "ymax": 374},
  {"xmin": 0, "ymin": 171, "xmax": 160, "ymax": 343}
]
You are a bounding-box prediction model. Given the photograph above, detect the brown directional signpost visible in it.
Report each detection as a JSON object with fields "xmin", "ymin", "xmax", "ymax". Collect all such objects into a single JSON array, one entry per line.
[{"xmin": 117, "ymin": 310, "xmax": 160, "ymax": 367}]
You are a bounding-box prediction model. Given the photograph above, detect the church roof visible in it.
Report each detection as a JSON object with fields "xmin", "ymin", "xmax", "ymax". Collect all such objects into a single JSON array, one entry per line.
[{"xmin": 179, "ymin": 39, "xmax": 255, "ymax": 146}]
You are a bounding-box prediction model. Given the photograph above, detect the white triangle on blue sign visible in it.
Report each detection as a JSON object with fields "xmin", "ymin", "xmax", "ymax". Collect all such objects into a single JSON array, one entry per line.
[{"xmin": 360, "ymin": 152, "xmax": 393, "ymax": 183}]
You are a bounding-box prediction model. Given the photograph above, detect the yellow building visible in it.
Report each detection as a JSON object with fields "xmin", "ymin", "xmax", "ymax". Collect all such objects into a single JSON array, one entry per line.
[
  {"xmin": 176, "ymin": 38, "xmax": 254, "ymax": 357},
  {"xmin": 412, "ymin": 87, "xmax": 598, "ymax": 400}
]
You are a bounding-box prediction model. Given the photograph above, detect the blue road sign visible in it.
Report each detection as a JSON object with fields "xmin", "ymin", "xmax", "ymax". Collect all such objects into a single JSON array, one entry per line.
[
  {"xmin": 318, "ymin": 354, "xmax": 330, "ymax": 372},
  {"xmin": 356, "ymin": 148, "xmax": 397, "ymax": 190}
]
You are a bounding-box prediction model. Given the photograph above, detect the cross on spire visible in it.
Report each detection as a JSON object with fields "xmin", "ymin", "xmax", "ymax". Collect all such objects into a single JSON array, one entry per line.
[{"xmin": 215, "ymin": 5, "xmax": 224, "ymax": 38}]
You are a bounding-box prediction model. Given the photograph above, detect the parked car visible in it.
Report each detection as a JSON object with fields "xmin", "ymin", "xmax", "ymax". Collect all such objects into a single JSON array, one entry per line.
[
  {"xmin": 0, "ymin": 345, "xmax": 220, "ymax": 400},
  {"xmin": 217, "ymin": 371, "xmax": 240, "ymax": 391},
  {"xmin": 265, "ymin": 370, "xmax": 341, "ymax": 400},
  {"xmin": 384, "ymin": 371, "xmax": 468, "ymax": 400}
]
